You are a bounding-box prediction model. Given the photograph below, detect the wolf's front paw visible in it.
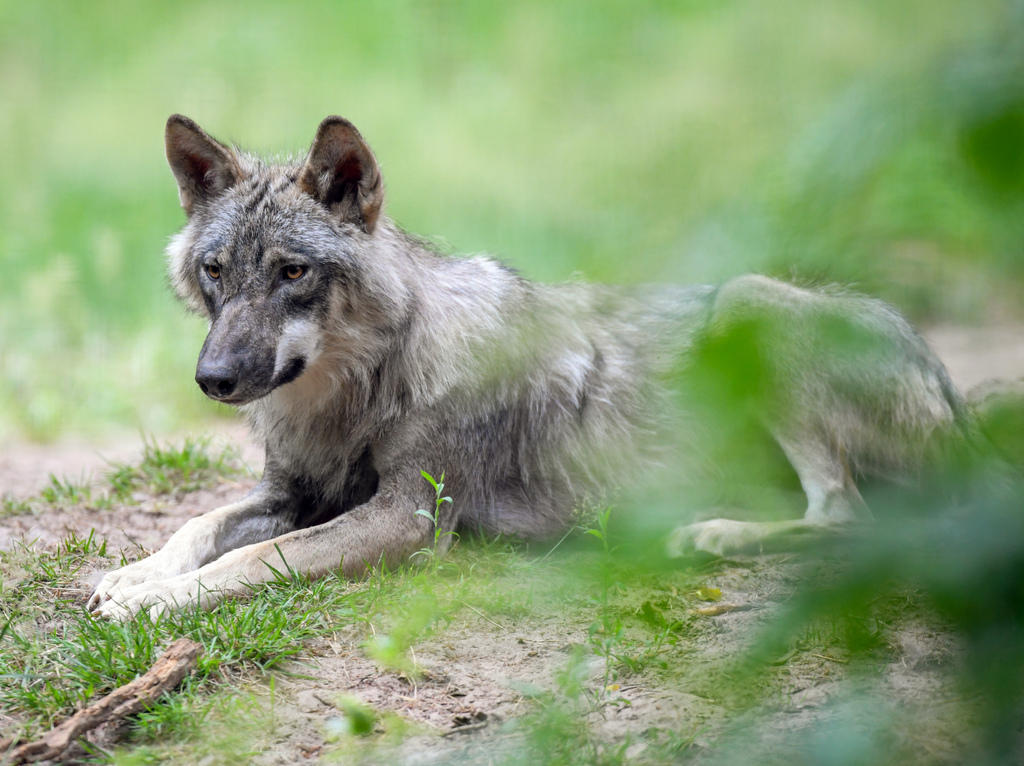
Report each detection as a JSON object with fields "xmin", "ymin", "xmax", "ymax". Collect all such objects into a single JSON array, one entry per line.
[
  {"xmin": 667, "ymin": 519, "xmax": 762, "ymax": 557},
  {"xmin": 94, "ymin": 587, "xmax": 172, "ymax": 622},
  {"xmin": 92, "ymin": 574, "xmax": 203, "ymax": 621},
  {"xmin": 88, "ymin": 554, "xmax": 171, "ymax": 612}
]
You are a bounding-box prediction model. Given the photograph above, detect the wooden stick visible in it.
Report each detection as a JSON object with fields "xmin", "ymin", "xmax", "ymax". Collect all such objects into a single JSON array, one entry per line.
[{"xmin": 5, "ymin": 638, "xmax": 203, "ymax": 764}]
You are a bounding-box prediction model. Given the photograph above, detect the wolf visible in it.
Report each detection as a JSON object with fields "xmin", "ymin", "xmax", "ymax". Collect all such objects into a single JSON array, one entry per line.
[{"xmin": 88, "ymin": 114, "xmax": 965, "ymax": 619}]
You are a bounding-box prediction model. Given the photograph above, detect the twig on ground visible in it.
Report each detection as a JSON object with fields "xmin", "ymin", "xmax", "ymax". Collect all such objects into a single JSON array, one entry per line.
[
  {"xmin": 3, "ymin": 638, "xmax": 203, "ymax": 764},
  {"xmin": 811, "ymin": 653, "xmax": 849, "ymax": 664},
  {"xmin": 459, "ymin": 600, "xmax": 508, "ymax": 632}
]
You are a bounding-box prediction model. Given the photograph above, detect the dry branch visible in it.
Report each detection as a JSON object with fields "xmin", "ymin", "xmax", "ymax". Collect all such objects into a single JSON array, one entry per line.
[{"xmin": 4, "ymin": 637, "xmax": 203, "ymax": 764}]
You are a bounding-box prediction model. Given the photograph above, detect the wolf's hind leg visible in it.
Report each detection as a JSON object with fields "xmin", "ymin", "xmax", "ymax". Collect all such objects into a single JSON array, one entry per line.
[
  {"xmin": 668, "ymin": 435, "xmax": 868, "ymax": 557},
  {"xmin": 87, "ymin": 486, "xmax": 295, "ymax": 611},
  {"xmin": 775, "ymin": 432, "xmax": 871, "ymax": 524}
]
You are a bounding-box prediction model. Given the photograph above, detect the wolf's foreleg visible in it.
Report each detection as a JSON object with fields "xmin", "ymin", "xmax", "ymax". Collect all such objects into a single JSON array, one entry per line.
[
  {"xmin": 87, "ymin": 485, "xmax": 296, "ymax": 612},
  {"xmin": 93, "ymin": 479, "xmax": 438, "ymax": 620}
]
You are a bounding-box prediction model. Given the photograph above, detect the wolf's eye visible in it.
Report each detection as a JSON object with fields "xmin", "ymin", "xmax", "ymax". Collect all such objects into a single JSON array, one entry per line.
[
  {"xmin": 204, "ymin": 263, "xmax": 221, "ymax": 280},
  {"xmin": 283, "ymin": 265, "xmax": 306, "ymax": 280}
]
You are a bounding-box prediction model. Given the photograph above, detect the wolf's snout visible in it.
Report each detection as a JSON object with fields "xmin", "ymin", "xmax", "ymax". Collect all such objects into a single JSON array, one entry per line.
[{"xmin": 195, "ymin": 365, "xmax": 238, "ymax": 399}]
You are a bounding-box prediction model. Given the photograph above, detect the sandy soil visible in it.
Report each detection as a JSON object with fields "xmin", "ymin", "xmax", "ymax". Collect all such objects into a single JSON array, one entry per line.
[
  {"xmin": 925, "ymin": 324, "xmax": 1024, "ymax": 392},
  {"xmin": 0, "ymin": 325, "xmax": 1021, "ymax": 762}
]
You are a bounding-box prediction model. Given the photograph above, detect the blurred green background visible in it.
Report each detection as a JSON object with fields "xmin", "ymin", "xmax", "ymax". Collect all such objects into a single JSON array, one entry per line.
[{"xmin": 1, "ymin": 0, "xmax": 1022, "ymax": 441}]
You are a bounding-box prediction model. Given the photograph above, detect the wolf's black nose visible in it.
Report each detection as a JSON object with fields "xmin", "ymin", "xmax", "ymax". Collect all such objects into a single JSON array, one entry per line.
[{"xmin": 195, "ymin": 367, "xmax": 237, "ymax": 399}]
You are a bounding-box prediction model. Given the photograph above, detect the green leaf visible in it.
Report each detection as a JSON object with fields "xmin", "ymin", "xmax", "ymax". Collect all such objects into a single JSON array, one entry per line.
[
  {"xmin": 337, "ymin": 695, "xmax": 377, "ymax": 736},
  {"xmin": 638, "ymin": 600, "xmax": 668, "ymax": 628},
  {"xmin": 419, "ymin": 469, "xmax": 439, "ymax": 491},
  {"xmin": 694, "ymin": 586, "xmax": 722, "ymax": 602}
]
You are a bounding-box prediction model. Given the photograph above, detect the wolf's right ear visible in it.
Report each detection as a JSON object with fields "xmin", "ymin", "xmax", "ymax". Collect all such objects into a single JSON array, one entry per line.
[
  {"xmin": 299, "ymin": 117, "xmax": 383, "ymax": 234},
  {"xmin": 165, "ymin": 115, "xmax": 241, "ymax": 216}
]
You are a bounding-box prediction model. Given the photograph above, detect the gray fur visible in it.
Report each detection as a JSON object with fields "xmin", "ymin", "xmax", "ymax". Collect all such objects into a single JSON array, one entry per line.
[{"xmin": 89, "ymin": 116, "xmax": 964, "ymax": 618}]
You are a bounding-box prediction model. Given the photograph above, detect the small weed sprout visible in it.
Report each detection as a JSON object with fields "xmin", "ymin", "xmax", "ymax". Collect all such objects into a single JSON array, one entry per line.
[
  {"xmin": 411, "ymin": 470, "xmax": 457, "ymax": 560},
  {"xmin": 583, "ymin": 507, "xmax": 615, "ymax": 555},
  {"xmin": 583, "ymin": 507, "xmax": 672, "ymax": 694}
]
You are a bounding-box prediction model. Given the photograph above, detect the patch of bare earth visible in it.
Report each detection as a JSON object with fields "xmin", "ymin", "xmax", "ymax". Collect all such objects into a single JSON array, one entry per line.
[
  {"xmin": 233, "ymin": 552, "xmax": 965, "ymax": 764},
  {"xmin": 0, "ymin": 423, "xmax": 261, "ymax": 554},
  {"xmin": 0, "ymin": 327, "xmax": 1020, "ymax": 762}
]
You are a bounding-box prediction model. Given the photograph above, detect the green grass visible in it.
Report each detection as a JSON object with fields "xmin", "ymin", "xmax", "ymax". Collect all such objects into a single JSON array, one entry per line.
[
  {"xmin": 2, "ymin": 474, "xmax": 109, "ymax": 517},
  {"xmin": 106, "ymin": 436, "xmax": 245, "ymax": 500},
  {"xmin": 1, "ymin": 0, "xmax": 1022, "ymax": 439},
  {"xmin": 1, "ymin": 533, "xmax": 342, "ymax": 737}
]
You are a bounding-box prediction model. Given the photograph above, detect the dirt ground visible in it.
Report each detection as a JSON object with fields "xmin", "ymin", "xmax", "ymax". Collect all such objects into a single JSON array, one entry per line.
[
  {"xmin": 0, "ymin": 425, "xmax": 261, "ymax": 553},
  {"xmin": 1, "ymin": 325, "xmax": 1022, "ymax": 763},
  {"xmin": 245, "ymin": 557, "xmax": 965, "ymax": 764}
]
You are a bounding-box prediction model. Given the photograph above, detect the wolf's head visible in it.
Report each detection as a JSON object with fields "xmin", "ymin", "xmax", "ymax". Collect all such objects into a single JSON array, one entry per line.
[{"xmin": 164, "ymin": 114, "xmax": 394, "ymax": 406}]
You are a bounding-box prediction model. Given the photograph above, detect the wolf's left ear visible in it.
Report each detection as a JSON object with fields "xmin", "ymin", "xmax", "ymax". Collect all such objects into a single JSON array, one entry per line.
[
  {"xmin": 299, "ymin": 117, "xmax": 383, "ymax": 234},
  {"xmin": 166, "ymin": 115, "xmax": 241, "ymax": 216}
]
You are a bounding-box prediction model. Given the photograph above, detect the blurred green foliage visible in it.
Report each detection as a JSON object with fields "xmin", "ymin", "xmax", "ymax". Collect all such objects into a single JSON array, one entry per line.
[
  {"xmin": 692, "ymin": 444, "xmax": 1024, "ymax": 764},
  {"xmin": 0, "ymin": 0, "xmax": 1022, "ymax": 439}
]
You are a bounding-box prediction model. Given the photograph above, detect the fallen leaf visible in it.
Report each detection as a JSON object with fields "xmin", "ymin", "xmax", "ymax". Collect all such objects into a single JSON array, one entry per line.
[{"xmin": 694, "ymin": 586, "xmax": 722, "ymax": 602}]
